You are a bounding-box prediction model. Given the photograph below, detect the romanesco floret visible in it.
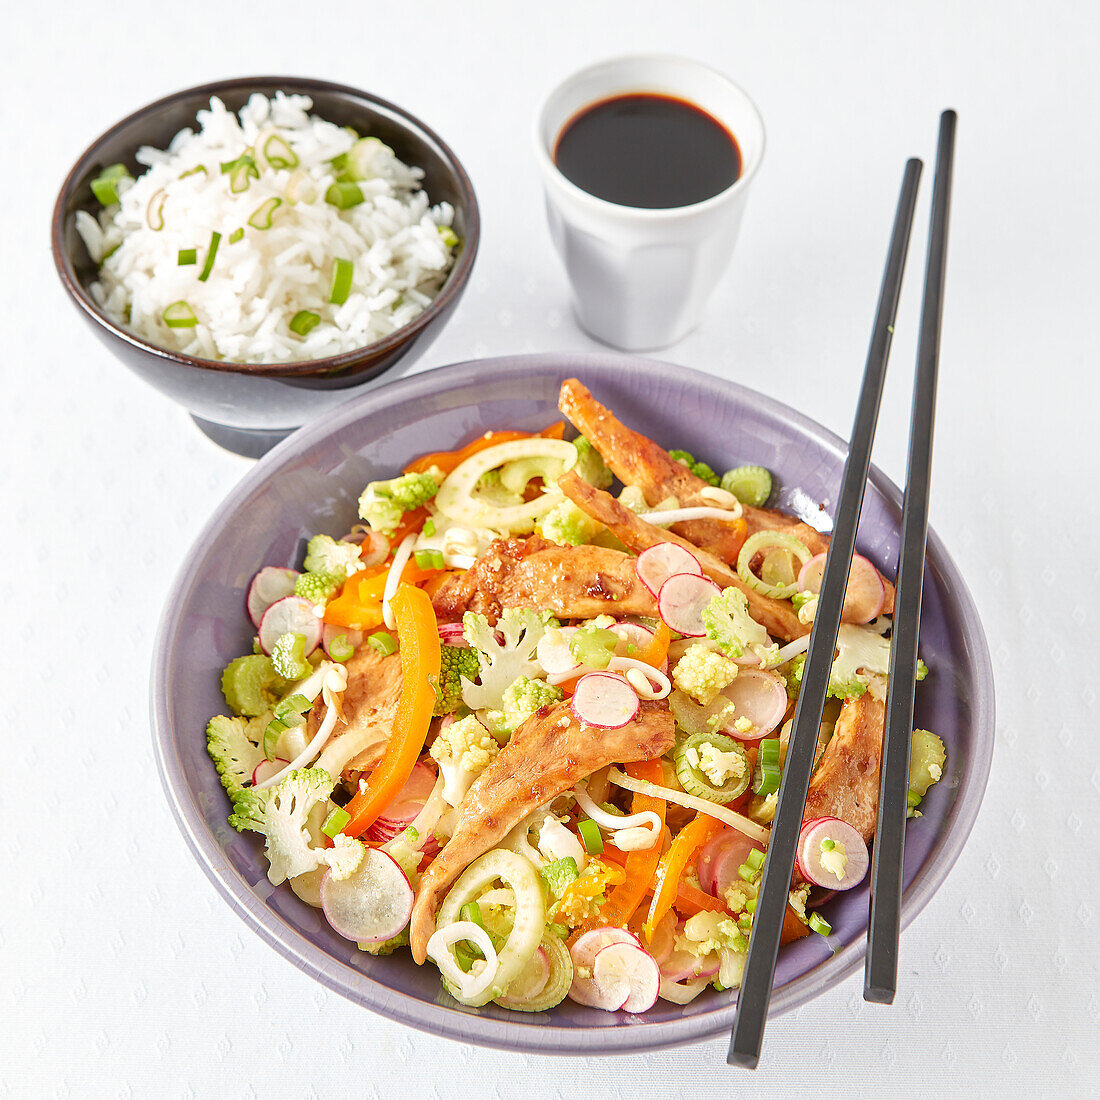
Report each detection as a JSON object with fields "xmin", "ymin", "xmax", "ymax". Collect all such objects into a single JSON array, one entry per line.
[
  {"xmin": 229, "ymin": 768, "xmax": 335, "ymax": 886},
  {"xmin": 433, "ymin": 644, "xmax": 482, "ymax": 716},
  {"xmin": 538, "ymin": 498, "xmax": 603, "ymax": 547},
  {"xmin": 206, "ymin": 714, "xmax": 267, "ymax": 797},
  {"xmin": 483, "ymin": 676, "xmax": 564, "ymax": 737},
  {"xmin": 701, "ymin": 586, "xmax": 780, "ymax": 664},
  {"xmin": 382, "ymin": 826, "xmax": 424, "ymax": 886},
  {"xmin": 460, "ymin": 608, "xmax": 558, "ymax": 710},
  {"xmin": 676, "ymin": 911, "xmax": 747, "ymax": 988},
  {"xmin": 570, "ymin": 436, "xmax": 613, "ymax": 490},
  {"xmin": 271, "ymin": 631, "xmax": 313, "ymax": 680},
  {"xmin": 358, "ymin": 929, "xmax": 410, "ymax": 955},
  {"xmin": 303, "ymin": 534, "xmax": 365, "ymax": 581},
  {"xmin": 357, "ymin": 469, "xmax": 442, "ymax": 536},
  {"xmin": 668, "ymin": 449, "xmax": 720, "ymax": 487},
  {"xmin": 672, "ymin": 643, "xmax": 739, "ymax": 705},
  {"xmin": 429, "ymin": 715, "xmax": 499, "ymax": 807},
  {"xmin": 694, "ymin": 740, "xmax": 748, "ymax": 786},
  {"xmin": 294, "ymin": 571, "xmax": 342, "ymax": 605}
]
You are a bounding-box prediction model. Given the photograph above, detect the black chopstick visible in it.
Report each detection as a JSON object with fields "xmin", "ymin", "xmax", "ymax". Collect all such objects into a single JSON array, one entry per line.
[
  {"xmin": 865, "ymin": 110, "xmax": 956, "ymax": 1003},
  {"xmin": 727, "ymin": 158, "xmax": 923, "ymax": 1069}
]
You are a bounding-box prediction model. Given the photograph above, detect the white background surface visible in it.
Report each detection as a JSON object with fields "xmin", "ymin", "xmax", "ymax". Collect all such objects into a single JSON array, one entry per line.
[{"xmin": 5, "ymin": 1, "xmax": 1099, "ymax": 1096}]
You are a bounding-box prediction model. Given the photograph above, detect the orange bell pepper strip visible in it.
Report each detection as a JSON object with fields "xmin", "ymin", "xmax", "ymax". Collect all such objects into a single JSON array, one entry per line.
[
  {"xmin": 643, "ymin": 812, "xmax": 725, "ymax": 941},
  {"xmin": 672, "ymin": 880, "xmax": 727, "ymax": 917},
  {"xmin": 322, "ymin": 557, "xmax": 443, "ymax": 630},
  {"xmin": 637, "ymin": 622, "xmax": 671, "ymax": 669},
  {"xmin": 403, "ymin": 422, "xmax": 569, "ymax": 476},
  {"xmin": 340, "ymin": 584, "xmax": 441, "ymax": 838}
]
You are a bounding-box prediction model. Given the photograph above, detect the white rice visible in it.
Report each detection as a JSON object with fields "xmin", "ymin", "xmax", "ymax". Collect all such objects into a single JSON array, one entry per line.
[{"xmin": 76, "ymin": 93, "xmax": 458, "ymax": 363}]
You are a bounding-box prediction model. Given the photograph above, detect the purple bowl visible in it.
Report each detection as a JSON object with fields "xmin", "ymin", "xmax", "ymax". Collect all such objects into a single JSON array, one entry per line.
[{"xmin": 151, "ymin": 353, "xmax": 994, "ymax": 1054}]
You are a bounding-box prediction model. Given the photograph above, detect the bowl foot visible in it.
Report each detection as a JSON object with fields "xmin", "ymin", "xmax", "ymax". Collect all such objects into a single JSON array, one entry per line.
[{"xmin": 190, "ymin": 415, "xmax": 295, "ymax": 459}]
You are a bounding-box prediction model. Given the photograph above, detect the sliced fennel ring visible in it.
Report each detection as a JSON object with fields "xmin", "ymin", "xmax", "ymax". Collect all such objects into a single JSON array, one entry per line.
[
  {"xmin": 434, "ymin": 439, "xmax": 579, "ymax": 534},
  {"xmin": 434, "ymin": 849, "xmax": 546, "ymax": 1006}
]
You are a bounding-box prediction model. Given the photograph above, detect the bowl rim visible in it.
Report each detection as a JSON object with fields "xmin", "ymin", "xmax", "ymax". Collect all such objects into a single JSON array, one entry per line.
[
  {"xmin": 51, "ymin": 74, "xmax": 480, "ymax": 378},
  {"xmin": 151, "ymin": 352, "xmax": 995, "ymax": 1054}
]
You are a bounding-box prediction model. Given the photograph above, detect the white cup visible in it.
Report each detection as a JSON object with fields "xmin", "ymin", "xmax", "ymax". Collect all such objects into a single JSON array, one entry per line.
[{"xmin": 534, "ymin": 54, "xmax": 765, "ymax": 351}]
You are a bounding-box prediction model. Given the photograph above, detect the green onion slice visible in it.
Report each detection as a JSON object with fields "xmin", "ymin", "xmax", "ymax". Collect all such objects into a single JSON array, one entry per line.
[
  {"xmin": 179, "ymin": 165, "xmax": 208, "ymax": 179},
  {"xmin": 736, "ymin": 531, "xmax": 812, "ymax": 599},
  {"xmin": 438, "ymin": 226, "xmax": 459, "ymax": 248},
  {"xmin": 162, "ymin": 301, "xmax": 198, "ymax": 328},
  {"xmin": 368, "ymin": 630, "xmax": 397, "ymax": 656},
  {"xmin": 326, "ymin": 632, "xmax": 355, "ymax": 662},
  {"xmin": 459, "ymin": 901, "xmax": 485, "ymax": 929},
  {"xmin": 247, "ymin": 196, "xmax": 282, "ymax": 230},
  {"xmin": 325, "ymin": 181, "xmax": 364, "ymax": 209},
  {"xmin": 197, "ymin": 231, "xmax": 221, "ymax": 282},
  {"xmin": 577, "ymin": 818, "xmax": 603, "ymax": 855},
  {"xmin": 90, "ymin": 163, "xmax": 132, "ymax": 206},
  {"xmin": 808, "ymin": 912, "xmax": 832, "ymax": 937},
  {"xmin": 177, "ymin": 248, "xmax": 197, "ymax": 266},
  {"xmin": 329, "ymin": 258, "xmax": 354, "ymax": 305},
  {"xmin": 146, "ymin": 189, "xmax": 167, "ymax": 231},
  {"xmin": 229, "ymin": 228, "xmax": 244, "ymax": 243},
  {"xmin": 414, "ymin": 548, "xmax": 445, "ymax": 571},
  {"xmin": 261, "ymin": 132, "xmax": 299, "ymax": 170},
  {"xmin": 289, "ymin": 310, "xmax": 321, "ymax": 337},
  {"xmin": 220, "ymin": 151, "xmax": 258, "ymax": 193},
  {"xmin": 321, "ymin": 806, "xmax": 351, "ymax": 839}
]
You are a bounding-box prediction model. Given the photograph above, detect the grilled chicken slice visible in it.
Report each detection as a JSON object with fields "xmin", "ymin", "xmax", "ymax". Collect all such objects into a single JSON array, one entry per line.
[
  {"xmin": 409, "ymin": 699, "xmax": 675, "ymax": 962},
  {"xmin": 559, "ymin": 469, "xmax": 806, "ymax": 642},
  {"xmin": 431, "ymin": 537, "xmax": 658, "ymax": 623},
  {"xmin": 559, "ymin": 378, "xmax": 895, "ymax": 615},
  {"xmin": 307, "ymin": 645, "xmax": 403, "ymax": 781},
  {"xmin": 803, "ymin": 693, "xmax": 886, "ymax": 843}
]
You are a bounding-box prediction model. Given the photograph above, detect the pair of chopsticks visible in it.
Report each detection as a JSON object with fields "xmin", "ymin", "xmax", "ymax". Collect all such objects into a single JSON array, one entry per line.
[{"xmin": 728, "ymin": 110, "xmax": 957, "ymax": 1068}]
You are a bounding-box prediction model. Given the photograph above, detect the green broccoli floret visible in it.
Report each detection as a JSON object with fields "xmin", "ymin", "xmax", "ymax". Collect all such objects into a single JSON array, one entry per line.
[
  {"xmin": 483, "ymin": 676, "xmax": 564, "ymax": 737},
  {"xmin": 668, "ymin": 448, "xmax": 719, "ymax": 486},
  {"xmin": 669, "ymin": 449, "xmax": 696, "ymax": 467},
  {"xmin": 357, "ymin": 469, "xmax": 442, "ymax": 536},
  {"xmin": 539, "ymin": 498, "xmax": 603, "ymax": 547},
  {"xmin": 271, "ymin": 632, "xmax": 313, "ymax": 680},
  {"xmin": 571, "ymin": 437, "xmax": 613, "ymax": 490},
  {"xmin": 221, "ymin": 654, "xmax": 288, "ymax": 716},
  {"xmin": 358, "ymin": 929, "xmax": 410, "ymax": 955},
  {"xmin": 303, "ymin": 534, "xmax": 364, "ymax": 580},
  {"xmin": 294, "ymin": 571, "xmax": 342, "ymax": 605},
  {"xmin": 206, "ymin": 714, "xmax": 267, "ymax": 797},
  {"xmin": 701, "ymin": 587, "xmax": 780, "ymax": 664},
  {"xmin": 460, "ymin": 608, "xmax": 559, "ymax": 710},
  {"xmin": 433, "ymin": 644, "xmax": 482, "ymax": 716}
]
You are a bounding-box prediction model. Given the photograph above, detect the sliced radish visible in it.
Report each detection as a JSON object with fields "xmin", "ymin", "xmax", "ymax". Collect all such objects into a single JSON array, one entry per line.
[
  {"xmin": 592, "ymin": 942, "xmax": 661, "ymax": 1012},
  {"xmin": 697, "ymin": 827, "xmax": 764, "ymax": 897},
  {"xmin": 797, "ymin": 553, "xmax": 886, "ymax": 624},
  {"xmin": 636, "ymin": 544, "xmax": 702, "ymax": 598},
  {"xmin": 319, "ymin": 849, "xmax": 413, "ymax": 943},
  {"xmin": 437, "ymin": 622, "xmax": 468, "ymax": 647},
  {"xmin": 608, "ymin": 621, "xmax": 655, "ymax": 658},
  {"xmin": 658, "ymin": 975, "xmax": 710, "ymax": 1005},
  {"xmin": 251, "ymin": 758, "xmax": 289, "ymax": 786},
  {"xmin": 536, "ymin": 626, "xmax": 580, "ymax": 675},
  {"xmin": 570, "ymin": 673, "xmax": 640, "ymax": 728},
  {"xmin": 502, "ymin": 946, "xmax": 551, "ymax": 1003},
  {"xmin": 660, "ymin": 948, "xmax": 720, "ymax": 983},
  {"xmin": 247, "ymin": 567, "xmax": 300, "ymax": 628},
  {"xmin": 643, "ymin": 910, "xmax": 678, "ymax": 966},
  {"xmin": 717, "ymin": 669, "xmax": 789, "ymax": 740},
  {"xmin": 711, "ymin": 839, "xmax": 766, "ymax": 902},
  {"xmin": 570, "ymin": 927, "xmax": 640, "ymax": 969},
  {"xmin": 258, "ymin": 596, "xmax": 323, "ymax": 657},
  {"xmin": 323, "ymin": 623, "xmax": 362, "ymax": 661},
  {"xmin": 657, "ymin": 573, "xmax": 720, "ymax": 637},
  {"xmin": 568, "ymin": 928, "xmax": 648, "ymax": 1010},
  {"xmin": 796, "ymin": 817, "xmax": 869, "ymax": 890},
  {"xmin": 365, "ymin": 761, "xmax": 437, "ymax": 839}
]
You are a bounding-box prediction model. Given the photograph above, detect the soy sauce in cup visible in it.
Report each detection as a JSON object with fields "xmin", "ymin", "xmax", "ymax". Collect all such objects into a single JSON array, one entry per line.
[{"xmin": 553, "ymin": 93, "xmax": 742, "ymax": 209}]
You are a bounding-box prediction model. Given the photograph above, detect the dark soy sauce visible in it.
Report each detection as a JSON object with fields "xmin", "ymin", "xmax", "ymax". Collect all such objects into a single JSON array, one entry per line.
[{"xmin": 554, "ymin": 93, "xmax": 741, "ymax": 209}]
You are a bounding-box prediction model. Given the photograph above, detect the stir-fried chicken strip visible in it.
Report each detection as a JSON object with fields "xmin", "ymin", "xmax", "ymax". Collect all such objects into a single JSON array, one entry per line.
[
  {"xmin": 409, "ymin": 699, "xmax": 675, "ymax": 962},
  {"xmin": 559, "ymin": 378, "xmax": 895, "ymax": 615},
  {"xmin": 431, "ymin": 537, "xmax": 658, "ymax": 623},
  {"xmin": 559, "ymin": 469, "xmax": 807, "ymax": 642},
  {"xmin": 803, "ymin": 693, "xmax": 885, "ymax": 843},
  {"xmin": 307, "ymin": 645, "xmax": 403, "ymax": 780}
]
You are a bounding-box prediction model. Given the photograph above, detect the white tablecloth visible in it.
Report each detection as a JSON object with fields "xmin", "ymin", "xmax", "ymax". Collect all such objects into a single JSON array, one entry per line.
[{"xmin": 5, "ymin": 1, "xmax": 1098, "ymax": 1095}]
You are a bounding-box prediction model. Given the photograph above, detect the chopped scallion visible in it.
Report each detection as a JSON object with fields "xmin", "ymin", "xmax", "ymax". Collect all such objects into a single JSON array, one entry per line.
[
  {"xmin": 438, "ymin": 226, "xmax": 459, "ymax": 248},
  {"xmin": 459, "ymin": 902, "xmax": 485, "ymax": 929},
  {"xmin": 146, "ymin": 189, "xmax": 167, "ymax": 231},
  {"xmin": 274, "ymin": 693, "xmax": 312, "ymax": 719},
  {"xmin": 745, "ymin": 848, "xmax": 765, "ymax": 871},
  {"xmin": 821, "ymin": 838, "xmax": 836, "ymax": 852},
  {"xmin": 229, "ymin": 227, "xmax": 244, "ymax": 243},
  {"xmin": 247, "ymin": 196, "xmax": 282, "ymax": 230},
  {"xmin": 423, "ymin": 518, "xmax": 436, "ymax": 537},
  {"xmin": 414, "ymin": 549, "xmax": 445, "ymax": 571},
  {"xmin": 808, "ymin": 912, "xmax": 832, "ymax": 937},
  {"xmin": 325, "ymin": 181, "xmax": 364, "ymax": 209},
  {"xmin": 261, "ymin": 132, "xmax": 299, "ymax": 170},
  {"xmin": 577, "ymin": 818, "xmax": 604, "ymax": 855},
  {"xmin": 179, "ymin": 164, "xmax": 208, "ymax": 179},
  {"xmin": 321, "ymin": 806, "xmax": 351, "ymax": 839},
  {"xmin": 289, "ymin": 310, "xmax": 321, "ymax": 337},
  {"xmin": 329, "ymin": 257, "xmax": 353, "ymax": 305},
  {"xmin": 368, "ymin": 630, "xmax": 397, "ymax": 656},
  {"xmin": 162, "ymin": 301, "xmax": 198, "ymax": 328},
  {"xmin": 326, "ymin": 632, "xmax": 355, "ymax": 662},
  {"xmin": 220, "ymin": 151, "xmax": 258, "ymax": 193},
  {"xmin": 178, "ymin": 248, "xmax": 197, "ymax": 266},
  {"xmin": 90, "ymin": 163, "xmax": 132, "ymax": 206},
  {"xmin": 197, "ymin": 231, "xmax": 221, "ymax": 282},
  {"xmin": 745, "ymin": 898, "xmax": 757, "ymax": 914}
]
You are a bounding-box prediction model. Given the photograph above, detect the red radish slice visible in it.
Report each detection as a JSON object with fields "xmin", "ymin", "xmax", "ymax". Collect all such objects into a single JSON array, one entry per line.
[
  {"xmin": 247, "ymin": 567, "xmax": 300, "ymax": 627},
  {"xmin": 657, "ymin": 573, "xmax": 721, "ymax": 637},
  {"xmin": 608, "ymin": 621, "xmax": 655, "ymax": 658},
  {"xmin": 796, "ymin": 817, "xmax": 869, "ymax": 890},
  {"xmin": 636, "ymin": 544, "xmax": 702, "ymax": 598},
  {"xmin": 536, "ymin": 626, "xmax": 580, "ymax": 675},
  {"xmin": 319, "ymin": 849, "xmax": 413, "ymax": 943},
  {"xmin": 644, "ymin": 911, "xmax": 678, "ymax": 966},
  {"xmin": 797, "ymin": 553, "xmax": 886, "ymax": 624},
  {"xmin": 659, "ymin": 948, "xmax": 720, "ymax": 983},
  {"xmin": 323, "ymin": 624, "xmax": 362, "ymax": 660},
  {"xmin": 251, "ymin": 758, "xmax": 288, "ymax": 786},
  {"xmin": 570, "ymin": 673, "xmax": 640, "ymax": 728},
  {"xmin": 568, "ymin": 928, "xmax": 641, "ymax": 1008},
  {"xmin": 365, "ymin": 761, "xmax": 437, "ymax": 839},
  {"xmin": 697, "ymin": 827, "xmax": 765, "ymax": 897},
  {"xmin": 717, "ymin": 668, "xmax": 789, "ymax": 740},
  {"xmin": 258, "ymin": 596, "xmax": 323, "ymax": 657},
  {"xmin": 437, "ymin": 622, "xmax": 468, "ymax": 647},
  {"xmin": 658, "ymin": 975, "xmax": 710, "ymax": 1005},
  {"xmin": 502, "ymin": 947, "xmax": 551, "ymax": 1004},
  {"xmin": 592, "ymin": 942, "xmax": 661, "ymax": 1012}
]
